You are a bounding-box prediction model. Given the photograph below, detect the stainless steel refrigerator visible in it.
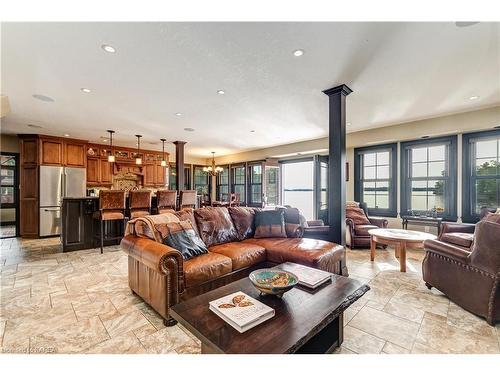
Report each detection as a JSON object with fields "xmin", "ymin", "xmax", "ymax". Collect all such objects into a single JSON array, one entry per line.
[{"xmin": 39, "ymin": 166, "xmax": 86, "ymax": 236}]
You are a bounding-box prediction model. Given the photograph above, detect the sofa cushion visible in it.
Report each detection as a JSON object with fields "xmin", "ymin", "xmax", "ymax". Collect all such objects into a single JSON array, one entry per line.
[
  {"xmin": 209, "ymin": 242, "xmax": 266, "ymax": 270},
  {"xmin": 282, "ymin": 207, "xmax": 303, "ymax": 238},
  {"xmin": 174, "ymin": 209, "xmax": 200, "ymax": 236},
  {"xmin": 354, "ymin": 224, "xmax": 379, "ymax": 236},
  {"xmin": 155, "ymin": 220, "xmax": 208, "ymax": 260},
  {"xmin": 183, "ymin": 252, "xmax": 233, "ymax": 287},
  {"xmin": 254, "ymin": 210, "xmax": 287, "ymax": 238},
  {"xmin": 346, "ymin": 207, "xmax": 371, "ymax": 225},
  {"xmin": 228, "ymin": 206, "xmax": 257, "ymax": 240},
  {"xmin": 440, "ymin": 232, "xmax": 474, "ymax": 249},
  {"xmin": 194, "ymin": 207, "xmax": 239, "ymax": 247},
  {"xmin": 244, "ymin": 238, "xmax": 344, "ymax": 273}
]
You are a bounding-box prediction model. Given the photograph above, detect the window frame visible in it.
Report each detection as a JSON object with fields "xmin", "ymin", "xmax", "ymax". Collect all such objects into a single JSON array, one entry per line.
[
  {"xmin": 192, "ymin": 165, "xmax": 210, "ymax": 198},
  {"xmin": 280, "ymin": 157, "xmax": 315, "ymax": 220},
  {"xmin": 354, "ymin": 143, "xmax": 398, "ymax": 217},
  {"xmin": 247, "ymin": 162, "xmax": 263, "ymax": 207},
  {"xmin": 400, "ymin": 135, "xmax": 458, "ymax": 221},
  {"xmin": 231, "ymin": 164, "xmax": 247, "ymax": 205},
  {"xmin": 462, "ymin": 129, "xmax": 500, "ymax": 223},
  {"xmin": 216, "ymin": 165, "xmax": 230, "ymax": 201}
]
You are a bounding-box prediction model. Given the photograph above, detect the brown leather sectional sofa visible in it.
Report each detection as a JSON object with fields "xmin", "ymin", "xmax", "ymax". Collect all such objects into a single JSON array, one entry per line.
[{"xmin": 121, "ymin": 206, "xmax": 345, "ymax": 325}]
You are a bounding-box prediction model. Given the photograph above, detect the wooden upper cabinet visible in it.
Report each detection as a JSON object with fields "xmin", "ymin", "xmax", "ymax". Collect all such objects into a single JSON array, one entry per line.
[
  {"xmin": 100, "ymin": 160, "xmax": 112, "ymax": 184},
  {"xmin": 64, "ymin": 142, "xmax": 86, "ymax": 168},
  {"xmin": 20, "ymin": 138, "xmax": 38, "ymax": 165},
  {"xmin": 86, "ymin": 158, "xmax": 100, "ymax": 185},
  {"xmin": 40, "ymin": 137, "xmax": 63, "ymax": 165},
  {"xmin": 144, "ymin": 164, "xmax": 155, "ymax": 186},
  {"xmin": 156, "ymin": 164, "xmax": 166, "ymax": 185}
]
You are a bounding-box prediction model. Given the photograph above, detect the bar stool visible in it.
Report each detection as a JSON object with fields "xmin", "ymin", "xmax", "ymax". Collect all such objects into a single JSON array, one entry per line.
[
  {"xmin": 93, "ymin": 190, "xmax": 127, "ymax": 254},
  {"xmin": 157, "ymin": 190, "xmax": 177, "ymax": 213},
  {"xmin": 179, "ymin": 190, "xmax": 197, "ymax": 209},
  {"xmin": 129, "ymin": 190, "xmax": 152, "ymax": 219}
]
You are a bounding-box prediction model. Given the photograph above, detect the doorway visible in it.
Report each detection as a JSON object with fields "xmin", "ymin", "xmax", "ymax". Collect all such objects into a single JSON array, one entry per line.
[{"xmin": 0, "ymin": 152, "xmax": 19, "ymax": 238}]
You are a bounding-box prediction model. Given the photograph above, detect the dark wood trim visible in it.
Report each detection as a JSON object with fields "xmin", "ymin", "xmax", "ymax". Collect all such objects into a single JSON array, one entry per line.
[
  {"xmin": 400, "ymin": 135, "xmax": 458, "ymax": 221},
  {"xmin": 173, "ymin": 141, "xmax": 186, "ymax": 194},
  {"xmin": 461, "ymin": 129, "xmax": 500, "ymax": 223},
  {"xmin": 354, "ymin": 143, "xmax": 398, "ymax": 218},
  {"xmin": 323, "ymin": 84, "xmax": 352, "ymax": 269}
]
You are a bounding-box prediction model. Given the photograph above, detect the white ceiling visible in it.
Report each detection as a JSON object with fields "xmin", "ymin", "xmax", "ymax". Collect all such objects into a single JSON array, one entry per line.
[{"xmin": 1, "ymin": 22, "xmax": 499, "ymax": 158}]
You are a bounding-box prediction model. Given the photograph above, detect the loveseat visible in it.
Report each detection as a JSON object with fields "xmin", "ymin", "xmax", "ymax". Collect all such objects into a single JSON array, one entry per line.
[{"xmin": 121, "ymin": 206, "xmax": 346, "ymax": 325}]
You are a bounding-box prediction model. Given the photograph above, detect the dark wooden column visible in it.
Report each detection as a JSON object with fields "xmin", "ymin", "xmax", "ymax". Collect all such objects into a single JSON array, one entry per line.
[
  {"xmin": 323, "ymin": 84, "xmax": 352, "ymax": 276},
  {"xmin": 173, "ymin": 141, "xmax": 186, "ymax": 192}
]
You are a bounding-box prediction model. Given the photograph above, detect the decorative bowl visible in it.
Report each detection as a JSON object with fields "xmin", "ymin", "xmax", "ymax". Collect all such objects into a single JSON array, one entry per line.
[{"xmin": 249, "ymin": 269, "xmax": 298, "ymax": 297}]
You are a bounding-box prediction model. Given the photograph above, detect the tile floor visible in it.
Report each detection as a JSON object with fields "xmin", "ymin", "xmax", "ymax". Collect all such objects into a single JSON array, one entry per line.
[{"xmin": 1, "ymin": 237, "xmax": 498, "ymax": 354}]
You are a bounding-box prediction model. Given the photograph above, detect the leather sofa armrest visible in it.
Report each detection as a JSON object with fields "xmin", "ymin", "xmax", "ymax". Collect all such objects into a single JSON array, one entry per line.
[
  {"xmin": 369, "ymin": 217, "xmax": 388, "ymax": 228},
  {"xmin": 121, "ymin": 235, "xmax": 184, "ymax": 276},
  {"xmin": 307, "ymin": 220, "xmax": 324, "ymax": 227},
  {"xmin": 439, "ymin": 222, "xmax": 475, "ymax": 237},
  {"xmin": 303, "ymin": 226, "xmax": 330, "ymax": 235},
  {"xmin": 424, "ymin": 239, "xmax": 471, "ymax": 263}
]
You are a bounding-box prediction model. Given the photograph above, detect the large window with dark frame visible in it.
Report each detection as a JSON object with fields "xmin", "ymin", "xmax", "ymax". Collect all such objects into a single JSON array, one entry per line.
[
  {"xmin": 231, "ymin": 165, "xmax": 246, "ymax": 205},
  {"xmin": 216, "ymin": 165, "xmax": 230, "ymax": 201},
  {"xmin": 281, "ymin": 159, "xmax": 314, "ymax": 220},
  {"xmin": 354, "ymin": 143, "xmax": 397, "ymax": 217},
  {"xmin": 462, "ymin": 129, "xmax": 500, "ymax": 223},
  {"xmin": 168, "ymin": 163, "xmax": 191, "ymax": 191},
  {"xmin": 248, "ymin": 163, "xmax": 263, "ymax": 207},
  {"xmin": 400, "ymin": 136, "xmax": 457, "ymax": 221},
  {"xmin": 193, "ymin": 166, "xmax": 210, "ymax": 200},
  {"xmin": 264, "ymin": 166, "xmax": 279, "ymax": 206}
]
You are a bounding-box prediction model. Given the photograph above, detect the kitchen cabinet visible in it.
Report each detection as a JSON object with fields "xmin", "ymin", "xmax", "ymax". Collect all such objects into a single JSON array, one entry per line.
[
  {"xmin": 144, "ymin": 164, "xmax": 155, "ymax": 186},
  {"xmin": 86, "ymin": 158, "xmax": 100, "ymax": 184},
  {"xmin": 64, "ymin": 142, "xmax": 86, "ymax": 168},
  {"xmin": 40, "ymin": 137, "xmax": 63, "ymax": 165},
  {"xmin": 156, "ymin": 165, "xmax": 166, "ymax": 185},
  {"xmin": 100, "ymin": 160, "xmax": 112, "ymax": 184}
]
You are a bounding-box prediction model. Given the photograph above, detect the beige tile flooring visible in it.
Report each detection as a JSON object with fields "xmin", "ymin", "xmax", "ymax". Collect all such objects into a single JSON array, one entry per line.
[{"xmin": 1, "ymin": 237, "xmax": 499, "ymax": 354}]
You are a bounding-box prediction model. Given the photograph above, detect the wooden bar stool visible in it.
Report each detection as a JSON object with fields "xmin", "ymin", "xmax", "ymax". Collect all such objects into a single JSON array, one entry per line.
[
  {"xmin": 179, "ymin": 190, "xmax": 197, "ymax": 209},
  {"xmin": 94, "ymin": 190, "xmax": 127, "ymax": 254},
  {"xmin": 129, "ymin": 190, "xmax": 152, "ymax": 219},
  {"xmin": 157, "ymin": 190, "xmax": 177, "ymax": 213}
]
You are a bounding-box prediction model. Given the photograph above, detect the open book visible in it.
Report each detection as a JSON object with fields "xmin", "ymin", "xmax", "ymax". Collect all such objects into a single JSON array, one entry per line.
[
  {"xmin": 209, "ymin": 291, "xmax": 275, "ymax": 333},
  {"xmin": 278, "ymin": 262, "xmax": 332, "ymax": 289}
]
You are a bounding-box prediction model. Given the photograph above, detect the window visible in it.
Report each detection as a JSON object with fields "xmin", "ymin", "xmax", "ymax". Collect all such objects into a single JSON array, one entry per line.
[
  {"xmin": 281, "ymin": 160, "xmax": 314, "ymax": 220},
  {"xmin": 168, "ymin": 164, "xmax": 191, "ymax": 190},
  {"xmin": 193, "ymin": 166, "xmax": 210, "ymax": 197},
  {"xmin": 264, "ymin": 166, "xmax": 279, "ymax": 206},
  {"xmin": 231, "ymin": 165, "xmax": 246, "ymax": 205},
  {"xmin": 401, "ymin": 136, "xmax": 457, "ymax": 221},
  {"xmin": 354, "ymin": 144, "xmax": 397, "ymax": 217},
  {"xmin": 248, "ymin": 164, "xmax": 263, "ymax": 206},
  {"xmin": 216, "ymin": 165, "xmax": 229, "ymax": 201},
  {"xmin": 462, "ymin": 129, "xmax": 500, "ymax": 223}
]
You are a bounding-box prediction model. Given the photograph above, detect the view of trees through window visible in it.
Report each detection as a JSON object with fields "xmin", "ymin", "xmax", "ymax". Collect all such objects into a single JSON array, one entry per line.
[{"xmin": 473, "ymin": 137, "xmax": 500, "ymax": 213}]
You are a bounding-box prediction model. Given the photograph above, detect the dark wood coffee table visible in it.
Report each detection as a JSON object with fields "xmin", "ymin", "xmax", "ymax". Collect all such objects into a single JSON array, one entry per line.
[{"xmin": 170, "ymin": 270, "xmax": 369, "ymax": 354}]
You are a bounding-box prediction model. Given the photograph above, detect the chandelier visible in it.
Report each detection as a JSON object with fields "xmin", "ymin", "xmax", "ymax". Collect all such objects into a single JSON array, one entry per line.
[{"xmin": 203, "ymin": 152, "xmax": 223, "ymax": 176}]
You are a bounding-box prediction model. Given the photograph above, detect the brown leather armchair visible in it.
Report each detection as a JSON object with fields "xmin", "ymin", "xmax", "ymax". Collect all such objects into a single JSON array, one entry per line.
[
  {"xmin": 346, "ymin": 204, "xmax": 388, "ymax": 249},
  {"xmin": 423, "ymin": 220, "xmax": 500, "ymax": 325}
]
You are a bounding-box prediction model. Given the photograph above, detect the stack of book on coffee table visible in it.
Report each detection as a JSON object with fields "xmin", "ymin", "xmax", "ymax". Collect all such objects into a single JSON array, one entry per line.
[
  {"xmin": 209, "ymin": 291, "xmax": 275, "ymax": 333},
  {"xmin": 278, "ymin": 262, "xmax": 332, "ymax": 289}
]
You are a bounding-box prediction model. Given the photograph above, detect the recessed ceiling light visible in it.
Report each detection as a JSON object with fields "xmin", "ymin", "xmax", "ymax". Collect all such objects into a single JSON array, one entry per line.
[
  {"xmin": 217, "ymin": 90, "xmax": 225, "ymax": 95},
  {"xmin": 469, "ymin": 95, "xmax": 480, "ymax": 100},
  {"xmin": 175, "ymin": 113, "xmax": 183, "ymax": 117},
  {"xmin": 250, "ymin": 130, "xmax": 255, "ymax": 133},
  {"xmin": 32, "ymin": 94, "xmax": 55, "ymax": 102},
  {"xmin": 347, "ymin": 122, "xmax": 351, "ymax": 126},
  {"xmin": 421, "ymin": 135, "xmax": 430, "ymax": 139},
  {"xmin": 184, "ymin": 127, "xmax": 195, "ymax": 132},
  {"xmin": 64, "ymin": 134, "xmax": 70, "ymax": 137},
  {"xmin": 101, "ymin": 44, "xmax": 116, "ymax": 53},
  {"xmin": 293, "ymin": 49, "xmax": 304, "ymax": 57},
  {"xmin": 27, "ymin": 124, "xmax": 43, "ymax": 129},
  {"xmin": 81, "ymin": 88, "xmax": 91, "ymax": 93}
]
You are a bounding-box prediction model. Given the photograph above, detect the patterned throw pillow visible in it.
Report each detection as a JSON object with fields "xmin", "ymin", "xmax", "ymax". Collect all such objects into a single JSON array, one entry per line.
[
  {"xmin": 154, "ymin": 220, "xmax": 208, "ymax": 260},
  {"xmin": 346, "ymin": 207, "xmax": 371, "ymax": 225},
  {"xmin": 482, "ymin": 213, "xmax": 500, "ymax": 224},
  {"xmin": 254, "ymin": 210, "xmax": 287, "ymax": 239}
]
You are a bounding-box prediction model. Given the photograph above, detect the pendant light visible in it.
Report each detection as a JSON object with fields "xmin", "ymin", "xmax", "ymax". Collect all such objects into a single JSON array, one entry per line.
[
  {"xmin": 160, "ymin": 138, "xmax": 167, "ymax": 167},
  {"xmin": 135, "ymin": 135, "xmax": 142, "ymax": 165},
  {"xmin": 107, "ymin": 130, "xmax": 115, "ymax": 162}
]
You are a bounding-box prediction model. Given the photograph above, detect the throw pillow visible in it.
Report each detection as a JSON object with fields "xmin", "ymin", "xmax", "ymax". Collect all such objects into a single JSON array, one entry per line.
[
  {"xmin": 254, "ymin": 210, "xmax": 287, "ymax": 238},
  {"xmin": 155, "ymin": 220, "xmax": 208, "ymax": 260},
  {"xmin": 194, "ymin": 207, "xmax": 239, "ymax": 247},
  {"xmin": 346, "ymin": 207, "xmax": 371, "ymax": 225},
  {"xmin": 281, "ymin": 207, "xmax": 304, "ymax": 238},
  {"xmin": 346, "ymin": 201, "xmax": 360, "ymax": 208},
  {"xmin": 228, "ymin": 206, "xmax": 257, "ymax": 240}
]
